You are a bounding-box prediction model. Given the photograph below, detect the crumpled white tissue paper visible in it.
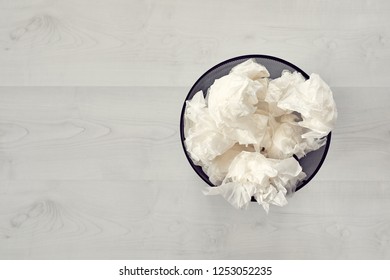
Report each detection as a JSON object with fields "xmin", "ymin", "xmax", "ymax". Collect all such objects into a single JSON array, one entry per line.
[
  {"xmin": 276, "ymin": 73, "xmax": 338, "ymax": 139},
  {"xmin": 205, "ymin": 152, "xmax": 305, "ymax": 212},
  {"xmin": 184, "ymin": 59, "xmax": 337, "ymax": 212},
  {"xmin": 207, "ymin": 73, "xmax": 261, "ymax": 124},
  {"xmin": 184, "ymin": 91, "xmax": 235, "ymax": 165}
]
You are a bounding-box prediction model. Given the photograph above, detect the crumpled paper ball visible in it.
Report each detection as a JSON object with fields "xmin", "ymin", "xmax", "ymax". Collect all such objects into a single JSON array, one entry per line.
[
  {"xmin": 184, "ymin": 91, "xmax": 235, "ymax": 165},
  {"xmin": 205, "ymin": 152, "xmax": 305, "ymax": 212},
  {"xmin": 277, "ymin": 73, "xmax": 338, "ymax": 139}
]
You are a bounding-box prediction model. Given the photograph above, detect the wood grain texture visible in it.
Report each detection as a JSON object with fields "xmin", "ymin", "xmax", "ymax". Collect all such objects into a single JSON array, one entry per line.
[
  {"xmin": 0, "ymin": 86, "xmax": 389, "ymax": 259},
  {"xmin": 0, "ymin": 0, "xmax": 390, "ymax": 86},
  {"xmin": 1, "ymin": 180, "xmax": 390, "ymax": 259}
]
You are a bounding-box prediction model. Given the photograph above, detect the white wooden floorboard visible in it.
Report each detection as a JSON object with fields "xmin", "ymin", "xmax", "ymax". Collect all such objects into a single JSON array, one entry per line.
[
  {"xmin": 0, "ymin": 0, "xmax": 389, "ymax": 87},
  {"xmin": 0, "ymin": 180, "xmax": 389, "ymax": 259}
]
